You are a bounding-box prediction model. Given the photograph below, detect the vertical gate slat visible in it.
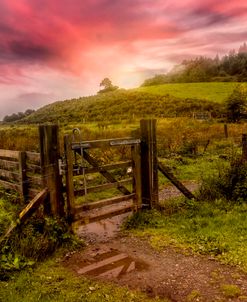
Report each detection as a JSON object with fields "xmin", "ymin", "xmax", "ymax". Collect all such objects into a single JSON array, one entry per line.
[{"xmin": 64, "ymin": 134, "xmax": 75, "ymax": 221}]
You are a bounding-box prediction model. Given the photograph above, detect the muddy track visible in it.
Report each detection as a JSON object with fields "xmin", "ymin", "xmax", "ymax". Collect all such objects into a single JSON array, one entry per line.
[{"xmin": 62, "ymin": 183, "xmax": 247, "ymax": 301}]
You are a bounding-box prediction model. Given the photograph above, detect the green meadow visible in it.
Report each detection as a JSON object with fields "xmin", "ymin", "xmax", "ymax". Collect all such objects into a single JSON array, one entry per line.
[{"xmin": 136, "ymin": 82, "xmax": 242, "ymax": 103}]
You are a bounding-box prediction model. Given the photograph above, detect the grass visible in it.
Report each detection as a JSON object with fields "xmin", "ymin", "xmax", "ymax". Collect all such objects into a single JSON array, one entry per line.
[
  {"xmin": 124, "ymin": 200, "xmax": 247, "ymax": 272},
  {"xmin": 136, "ymin": 82, "xmax": 242, "ymax": 103},
  {"xmin": 0, "ymin": 258, "xmax": 167, "ymax": 302},
  {"xmin": 220, "ymin": 284, "xmax": 242, "ymax": 298},
  {"xmin": 0, "ymin": 189, "xmax": 21, "ymax": 236}
]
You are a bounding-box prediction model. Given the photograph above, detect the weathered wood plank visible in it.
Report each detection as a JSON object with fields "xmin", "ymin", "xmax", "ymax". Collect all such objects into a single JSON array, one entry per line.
[
  {"xmin": 28, "ymin": 175, "xmax": 43, "ymax": 187},
  {"xmin": 0, "ymin": 169, "xmax": 19, "ymax": 182},
  {"xmin": 73, "ymin": 200, "xmax": 134, "ymax": 223},
  {"xmin": 74, "ymin": 149, "xmax": 131, "ymax": 195},
  {"xmin": 83, "ymin": 161, "xmax": 132, "ymax": 175},
  {"xmin": 19, "ymin": 151, "xmax": 28, "ymax": 201},
  {"xmin": 72, "ymin": 137, "xmax": 140, "ymax": 150},
  {"xmin": 26, "ymin": 163, "xmax": 41, "ymax": 174},
  {"xmin": 19, "ymin": 188, "xmax": 48, "ymax": 222},
  {"xmin": 74, "ymin": 193, "xmax": 135, "ymax": 212},
  {"xmin": 0, "ymin": 149, "xmax": 19, "ymax": 159},
  {"xmin": 74, "ymin": 178, "xmax": 132, "ymax": 196},
  {"xmin": 0, "ymin": 159, "xmax": 19, "ymax": 171},
  {"xmin": 158, "ymin": 162, "xmax": 196, "ymax": 200},
  {"xmin": 0, "ymin": 179, "xmax": 20, "ymax": 192},
  {"xmin": 25, "ymin": 152, "xmax": 40, "ymax": 164}
]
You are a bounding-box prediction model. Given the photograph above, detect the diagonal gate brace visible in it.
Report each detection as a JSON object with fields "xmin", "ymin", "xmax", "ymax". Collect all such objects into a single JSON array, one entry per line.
[
  {"xmin": 158, "ymin": 162, "xmax": 196, "ymax": 200},
  {"xmin": 74, "ymin": 149, "xmax": 131, "ymax": 195}
]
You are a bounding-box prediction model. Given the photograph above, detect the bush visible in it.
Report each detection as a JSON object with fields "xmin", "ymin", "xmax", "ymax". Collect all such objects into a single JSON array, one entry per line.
[
  {"xmin": 199, "ymin": 157, "xmax": 247, "ymax": 203},
  {"xmin": 0, "ymin": 216, "xmax": 82, "ymax": 280}
]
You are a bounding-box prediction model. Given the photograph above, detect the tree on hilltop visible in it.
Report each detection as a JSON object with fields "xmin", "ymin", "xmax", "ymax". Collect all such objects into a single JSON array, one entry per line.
[{"xmin": 98, "ymin": 77, "xmax": 119, "ymax": 94}]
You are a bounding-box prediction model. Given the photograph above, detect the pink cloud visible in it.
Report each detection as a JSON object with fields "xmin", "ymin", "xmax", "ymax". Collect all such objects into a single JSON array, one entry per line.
[{"xmin": 0, "ymin": 0, "xmax": 247, "ymax": 118}]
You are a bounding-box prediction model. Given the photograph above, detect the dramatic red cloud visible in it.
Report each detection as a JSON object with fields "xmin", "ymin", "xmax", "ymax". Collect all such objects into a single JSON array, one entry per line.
[{"xmin": 0, "ymin": 0, "xmax": 247, "ymax": 118}]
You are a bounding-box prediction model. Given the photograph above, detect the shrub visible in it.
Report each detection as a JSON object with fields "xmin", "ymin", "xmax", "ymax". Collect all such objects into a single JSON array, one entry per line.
[
  {"xmin": 0, "ymin": 216, "xmax": 82, "ymax": 280},
  {"xmin": 199, "ymin": 157, "xmax": 247, "ymax": 203}
]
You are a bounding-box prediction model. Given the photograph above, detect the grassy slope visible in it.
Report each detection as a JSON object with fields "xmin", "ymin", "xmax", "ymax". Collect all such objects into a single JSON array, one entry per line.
[
  {"xmin": 20, "ymin": 82, "xmax": 243, "ymax": 124},
  {"xmin": 136, "ymin": 82, "xmax": 241, "ymax": 103}
]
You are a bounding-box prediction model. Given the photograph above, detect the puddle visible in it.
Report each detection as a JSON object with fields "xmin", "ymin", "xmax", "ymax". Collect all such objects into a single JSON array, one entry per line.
[
  {"xmin": 76, "ymin": 249, "xmax": 148, "ymax": 279},
  {"xmin": 76, "ymin": 212, "xmax": 131, "ymax": 243}
]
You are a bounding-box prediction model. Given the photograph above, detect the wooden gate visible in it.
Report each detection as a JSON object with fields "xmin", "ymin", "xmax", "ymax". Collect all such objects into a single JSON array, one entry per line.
[
  {"xmin": 63, "ymin": 134, "xmax": 142, "ymax": 225},
  {"xmin": 62, "ymin": 119, "xmax": 159, "ymax": 225}
]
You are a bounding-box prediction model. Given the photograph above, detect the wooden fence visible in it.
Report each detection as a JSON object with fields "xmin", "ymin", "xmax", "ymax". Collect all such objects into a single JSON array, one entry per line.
[
  {"xmin": 0, "ymin": 149, "xmax": 43, "ymax": 202},
  {"xmin": 0, "ymin": 119, "xmax": 198, "ymax": 229}
]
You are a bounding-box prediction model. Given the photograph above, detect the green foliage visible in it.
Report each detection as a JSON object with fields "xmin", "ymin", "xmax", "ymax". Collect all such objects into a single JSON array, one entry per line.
[
  {"xmin": 124, "ymin": 210, "xmax": 164, "ymax": 230},
  {"xmin": 0, "ymin": 188, "xmax": 21, "ymax": 236},
  {"xmin": 98, "ymin": 77, "xmax": 119, "ymax": 94},
  {"xmin": 137, "ymin": 82, "xmax": 242, "ymax": 103},
  {"xmin": 19, "ymin": 88, "xmax": 225, "ymax": 125},
  {"xmin": 226, "ymin": 84, "xmax": 247, "ymax": 122},
  {"xmin": 141, "ymin": 45, "xmax": 247, "ymax": 85},
  {"xmin": 0, "ymin": 215, "xmax": 82, "ymax": 280},
  {"xmin": 199, "ymin": 157, "xmax": 247, "ymax": 203},
  {"xmin": 3, "ymin": 109, "xmax": 35, "ymax": 123}
]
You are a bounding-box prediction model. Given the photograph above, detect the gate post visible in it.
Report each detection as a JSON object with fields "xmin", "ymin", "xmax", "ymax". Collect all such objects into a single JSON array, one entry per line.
[
  {"xmin": 39, "ymin": 125, "xmax": 64, "ymax": 217},
  {"xmin": 64, "ymin": 134, "xmax": 75, "ymax": 222},
  {"xmin": 140, "ymin": 119, "xmax": 159, "ymax": 209},
  {"xmin": 242, "ymin": 134, "xmax": 247, "ymax": 162}
]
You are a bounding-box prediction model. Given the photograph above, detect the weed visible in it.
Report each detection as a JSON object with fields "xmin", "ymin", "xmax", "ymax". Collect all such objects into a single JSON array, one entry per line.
[
  {"xmin": 220, "ymin": 284, "xmax": 241, "ymax": 298},
  {"xmin": 0, "ymin": 216, "xmax": 82, "ymax": 280},
  {"xmin": 186, "ymin": 289, "xmax": 201, "ymax": 302}
]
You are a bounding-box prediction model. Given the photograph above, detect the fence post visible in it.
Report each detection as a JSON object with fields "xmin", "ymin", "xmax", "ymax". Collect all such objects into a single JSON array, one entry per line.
[
  {"xmin": 140, "ymin": 119, "xmax": 159, "ymax": 209},
  {"xmin": 39, "ymin": 125, "xmax": 64, "ymax": 217},
  {"xmin": 242, "ymin": 134, "xmax": 247, "ymax": 162},
  {"xmin": 224, "ymin": 124, "xmax": 228, "ymax": 138},
  {"xmin": 64, "ymin": 134, "xmax": 75, "ymax": 222},
  {"xmin": 19, "ymin": 151, "xmax": 28, "ymax": 202}
]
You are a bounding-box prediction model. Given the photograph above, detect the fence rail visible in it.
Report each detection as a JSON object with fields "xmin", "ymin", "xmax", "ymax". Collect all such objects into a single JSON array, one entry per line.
[{"xmin": 0, "ymin": 149, "xmax": 43, "ymax": 201}]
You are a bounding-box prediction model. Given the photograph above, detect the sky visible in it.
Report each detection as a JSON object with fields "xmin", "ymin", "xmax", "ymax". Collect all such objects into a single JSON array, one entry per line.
[{"xmin": 0, "ymin": 0, "xmax": 247, "ymax": 120}]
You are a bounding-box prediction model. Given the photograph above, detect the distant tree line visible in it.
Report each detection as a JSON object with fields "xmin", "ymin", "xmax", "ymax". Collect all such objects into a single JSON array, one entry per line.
[
  {"xmin": 141, "ymin": 43, "xmax": 247, "ymax": 86},
  {"xmin": 3, "ymin": 109, "xmax": 35, "ymax": 123}
]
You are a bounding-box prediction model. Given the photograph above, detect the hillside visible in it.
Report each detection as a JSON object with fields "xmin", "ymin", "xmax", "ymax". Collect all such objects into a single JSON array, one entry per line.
[
  {"xmin": 20, "ymin": 82, "xmax": 239, "ymax": 124},
  {"xmin": 136, "ymin": 82, "xmax": 240, "ymax": 103}
]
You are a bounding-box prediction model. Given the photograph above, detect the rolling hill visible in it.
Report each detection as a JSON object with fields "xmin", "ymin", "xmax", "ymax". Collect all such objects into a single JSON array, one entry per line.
[{"xmin": 21, "ymin": 82, "xmax": 242, "ymax": 124}]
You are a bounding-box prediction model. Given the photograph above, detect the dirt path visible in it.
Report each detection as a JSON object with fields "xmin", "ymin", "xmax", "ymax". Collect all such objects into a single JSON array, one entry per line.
[
  {"xmin": 159, "ymin": 181, "xmax": 199, "ymax": 201},
  {"xmin": 62, "ymin": 184, "xmax": 247, "ymax": 301},
  {"xmin": 63, "ymin": 233, "xmax": 247, "ymax": 302}
]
